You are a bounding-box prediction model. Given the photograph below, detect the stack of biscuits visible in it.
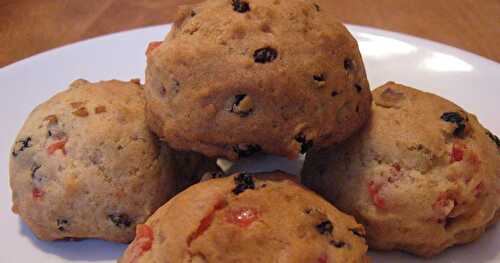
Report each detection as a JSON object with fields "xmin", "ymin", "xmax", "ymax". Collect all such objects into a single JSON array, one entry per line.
[{"xmin": 9, "ymin": 0, "xmax": 499, "ymax": 262}]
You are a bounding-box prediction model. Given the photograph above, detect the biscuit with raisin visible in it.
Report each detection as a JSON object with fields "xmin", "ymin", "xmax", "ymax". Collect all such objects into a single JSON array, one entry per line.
[
  {"xmin": 144, "ymin": 0, "xmax": 371, "ymax": 160},
  {"xmin": 9, "ymin": 79, "xmax": 218, "ymax": 243},
  {"xmin": 119, "ymin": 171, "xmax": 369, "ymax": 263},
  {"xmin": 302, "ymin": 82, "xmax": 500, "ymax": 257}
]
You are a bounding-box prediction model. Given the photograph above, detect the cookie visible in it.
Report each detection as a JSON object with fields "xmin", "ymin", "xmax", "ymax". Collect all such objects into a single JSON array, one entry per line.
[
  {"xmin": 118, "ymin": 171, "xmax": 369, "ymax": 263},
  {"xmin": 302, "ymin": 82, "xmax": 500, "ymax": 257},
  {"xmin": 144, "ymin": 0, "xmax": 371, "ymax": 160},
  {"xmin": 9, "ymin": 79, "xmax": 218, "ymax": 243}
]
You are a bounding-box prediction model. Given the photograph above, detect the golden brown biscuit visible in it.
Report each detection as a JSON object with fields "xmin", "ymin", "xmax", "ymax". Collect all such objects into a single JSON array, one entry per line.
[
  {"xmin": 9, "ymin": 79, "xmax": 218, "ymax": 243},
  {"xmin": 145, "ymin": 0, "xmax": 371, "ymax": 160},
  {"xmin": 302, "ymin": 82, "xmax": 500, "ymax": 257},
  {"xmin": 119, "ymin": 171, "xmax": 369, "ymax": 263}
]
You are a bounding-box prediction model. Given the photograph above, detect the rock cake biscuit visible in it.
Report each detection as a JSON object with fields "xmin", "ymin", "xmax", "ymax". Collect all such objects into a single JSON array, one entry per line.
[
  {"xmin": 302, "ymin": 82, "xmax": 500, "ymax": 257},
  {"xmin": 145, "ymin": 0, "xmax": 371, "ymax": 160},
  {"xmin": 119, "ymin": 171, "xmax": 369, "ymax": 263},
  {"xmin": 10, "ymin": 79, "xmax": 218, "ymax": 243}
]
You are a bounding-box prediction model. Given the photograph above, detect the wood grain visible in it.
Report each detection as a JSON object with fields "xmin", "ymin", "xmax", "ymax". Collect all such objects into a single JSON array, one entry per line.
[{"xmin": 1, "ymin": 0, "xmax": 499, "ymax": 67}]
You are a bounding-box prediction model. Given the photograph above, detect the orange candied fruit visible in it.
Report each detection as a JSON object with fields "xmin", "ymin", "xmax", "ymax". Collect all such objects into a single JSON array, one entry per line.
[{"xmin": 146, "ymin": 41, "xmax": 163, "ymax": 56}]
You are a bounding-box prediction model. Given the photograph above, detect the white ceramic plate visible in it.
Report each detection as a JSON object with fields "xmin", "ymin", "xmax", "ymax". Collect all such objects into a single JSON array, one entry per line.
[{"xmin": 0, "ymin": 24, "xmax": 498, "ymax": 263}]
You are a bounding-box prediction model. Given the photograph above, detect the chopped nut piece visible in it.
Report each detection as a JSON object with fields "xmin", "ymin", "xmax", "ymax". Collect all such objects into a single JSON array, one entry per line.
[
  {"xmin": 375, "ymin": 87, "xmax": 406, "ymax": 108},
  {"xmin": 95, "ymin": 106, "xmax": 107, "ymax": 114},
  {"xmin": 230, "ymin": 94, "xmax": 253, "ymax": 117},
  {"xmin": 43, "ymin": 115, "xmax": 58, "ymax": 125},
  {"xmin": 70, "ymin": 102, "xmax": 85, "ymax": 109},
  {"xmin": 72, "ymin": 107, "xmax": 89, "ymax": 117}
]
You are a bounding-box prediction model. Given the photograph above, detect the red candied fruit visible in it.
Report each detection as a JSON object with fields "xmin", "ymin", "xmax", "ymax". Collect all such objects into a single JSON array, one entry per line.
[
  {"xmin": 368, "ymin": 181, "xmax": 386, "ymax": 209},
  {"xmin": 32, "ymin": 188, "xmax": 44, "ymax": 199},
  {"xmin": 225, "ymin": 207, "xmax": 259, "ymax": 227},
  {"xmin": 392, "ymin": 163, "xmax": 401, "ymax": 172},
  {"xmin": 122, "ymin": 224, "xmax": 154, "ymax": 263},
  {"xmin": 474, "ymin": 182, "xmax": 484, "ymax": 198},
  {"xmin": 47, "ymin": 139, "xmax": 67, "ymax": 155},
  {"xmin": 146, "ymin": 41, "xmax": 163, "ymax": 56},
  {"xmin": 317, "ymin": 254, "xmax": 328, "ymax": 263},
  {"xmin": 187, "ymin": 200, "xmax": 227, "ymax": 246},
  {"xmin": 450, "ymin": 144, "xmax": 464, "ymax": 163}
]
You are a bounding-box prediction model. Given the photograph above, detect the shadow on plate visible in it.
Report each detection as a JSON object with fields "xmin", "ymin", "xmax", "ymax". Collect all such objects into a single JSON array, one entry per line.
[
  {"xmin": 368, "ymin": 223, "xmax": 500, "ymax": 263},
  {"xmin": 221, "ymin": 153, "xmax": 305, "ymax": 176},
  {"xmin": 19, "ymin": 219, "xmax": 126, "ymax": 262}
]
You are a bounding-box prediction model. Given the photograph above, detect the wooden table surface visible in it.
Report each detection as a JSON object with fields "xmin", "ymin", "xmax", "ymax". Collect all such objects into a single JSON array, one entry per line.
[{"xmin": 1, "ymin": 0, "xmax": 499, "ymax": 67}]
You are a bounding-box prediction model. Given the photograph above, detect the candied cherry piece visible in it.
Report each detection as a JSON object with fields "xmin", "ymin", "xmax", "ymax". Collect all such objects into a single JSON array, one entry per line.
[
  {"xmin": 124, "ymin": 224, "xmax": 154, "ymax": 263},
  {"xmin": 317, "ymin": 254, "xmax": 328, "ymax": 263},
  {"xmin": 368, "ymin": 181, "xmax": 386, "ymax": 209},
  {"xmin": 47, "ymin": 139, "xmax": 68, "ymax": 155},
  {"xmin": 146, "ymin": 41, "xmax": 163, "ymax": 56},
  {"xmin": 450, "ymin": 144, "xmax": 464, "ymax": 163},
  {"xmin": 225, "ymin": 207, "xmax": 259, "ymax": 227},
  {"xmin": 32, "ymin": 188, "xmax": 44, "ymax": 199},
  {"xmin": 187, "ymin": 200, "xmax": 227, "ymax": 245}
]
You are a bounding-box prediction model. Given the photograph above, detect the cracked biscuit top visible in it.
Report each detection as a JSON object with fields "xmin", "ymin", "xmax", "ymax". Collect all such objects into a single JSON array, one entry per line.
[
  {"xmin": 118, "ymin": 171, "xmax": 369, "ymax": 263},
  {"xmin": 144, "ymin": 0, "xmax": 371, "ymax": 160},
  {"xmin": 9, "ymin": 79, "xmax": 217, "ymax": 243},
  {"xmin": 302, "ymin": 81, "xmax": 500, "ymax": 257}
]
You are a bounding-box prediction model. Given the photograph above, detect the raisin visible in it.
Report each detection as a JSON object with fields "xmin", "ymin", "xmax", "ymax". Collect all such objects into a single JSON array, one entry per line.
[
  {"xmin": 233, "ymin": 144, "xmax": 262, "ymax": 157},
  {"xmin": 295, "ymin": 133, "xmax": 314, "ymax": 154},
  {"xmin": 354, "ymin": 84, "xmax": 362, "ymax": 93},
  {"xmin": 233, "ymin": 173, "xmax": 255, "ymax": 195},
  {"xmin": 191, "ymin": 10, "xmax": 197, "ymax": 17},
  {"xmin": 206, "ymin": 171, "xmax": 226, "ymax": 179},
  {"xmin": 349, "ymin": 228, "xmax": 366, "ymax": 239},
  {"xmin": 441, "ymin": 112, "xmax": 466, "ymax": 137},
  {"xmin": 441, "ymin": 112, "xmax": 464, "ymax": 124},
  {"xmin": 330, "ymin": 240, "xmax": 347, "ymax": 248},
  {"xmin": 331, "ymin": 91, "xmax": 339, "ymax": 97},
  {"xmin": 313, "ymin": 3, "xmax": 320, "ymax": 11},
  {"xmin": 254, "ymin": 47, "xmax": 278, "ymax": 64},
  {"xmin": 108, "ymin": 214, "xmax": 132, "ymax": 228},
  {"xmin": 57, "ymin": 219, "xmax": 69, "ymax": 232},
  {"xmin": 313, "ymin": 74, "xmax": 326, "ymax": 88},
  {"xmin": 31, "ymin": 163, "xmax": 42, "ymax": 183},
  {"xmin": 316, "ymin": 220, "xmax": 333, "ymax": 235},
  {"xmin": 344, "ymin": 59, "xmax": 354, "ymax": 71},
  {"xmin": 313, "ymin": 74, "xmax": 325, "ymax": 82},
  {"xmin": 12, "ymin": 137, "xmax": 32, "ymax": 157},
  {"xmin": 486, "ymin": 130, "xmax": 500, "ymax": 148},
  {"xmin": 232, "ymin": 0, "xmax": 250, "ymax": 13},
  {"xmin": 442, "ymin": 216, "xmax": 456, "ymax": 229},
  {"xmin": 230, "ymin": 94, "xmax": 253, "ymax": 117}
]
